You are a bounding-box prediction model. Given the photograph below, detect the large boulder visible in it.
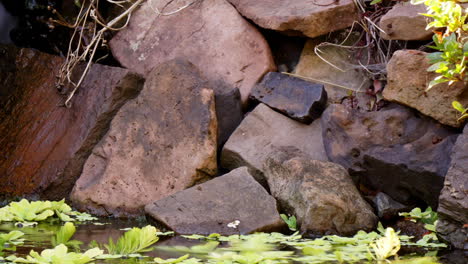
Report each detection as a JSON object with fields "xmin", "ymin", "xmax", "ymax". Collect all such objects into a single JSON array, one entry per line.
[
  {"xmin": 250, "ymin": 72, "xmax": 327, "ymax": 124},
  {"xmin": 263, "ymin": 147, "xmax": 377, "ymax": 235},
  {"xmin": 226, "ymin": 0, "xmax": 359, "ymax": 38},
  {"xmin": 321, "ymin": 104, "xmax": 458, "ymax": 208},
  {"xmin": 109, "ymin": 0, "xmax": 275, "ymax": 105},
  {"xmin": 71, "ymin": 59, "xmax": 218, "ymax": 217},
  {"xmin": 437, "ymin": 125, "xmax": 468, "ymax": 249},
  {"xmin": 383, "ymin": 50, "xmax": 468, "ymax": 128},
  {"xmin": 379, "ymin": 2, "xmax": 432, "ymax": 41},
  {"xmin": 221, "ymin": 103, "xmax": 328, "ymax": 185},
  {"xmin": 294, "ymin": 39, "xmax": 373, "ymax": 110},
  {"xmin": 145, "ymin": 167, "xmax": 286, "ymax": 235},
  {"xmin": 0, "ymin": 45, "xmax": 144, "ymax": 199}
]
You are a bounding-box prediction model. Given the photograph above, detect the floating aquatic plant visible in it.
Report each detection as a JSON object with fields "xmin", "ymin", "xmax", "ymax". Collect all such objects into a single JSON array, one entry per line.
[
  {"xmin": 0, "ymin": 199, "xmax": 96, "ymax": 224},
  {"xmin": 0, "ymin": 230, "xmax": 25, "ymax": 256},
  {"xmin": 6, "ymin": 244, "xmax": 103, "ymax": 264},
  {"xmin": 51, "ymin": 222, "xmax": 82, "ymax": 251}
]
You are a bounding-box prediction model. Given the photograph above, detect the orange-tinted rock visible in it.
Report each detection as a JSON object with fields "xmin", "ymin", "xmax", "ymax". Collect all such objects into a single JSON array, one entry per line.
[
  {"xmin": 0, "ymin": 45, "xmax": 144, "ymax": 198},
  {"xmin": 109, "ymin": 0, "xmax": 275, "ymax": 105},
  {"xmin": 226, "ymin": 0, "xmax": 359, "ymax": 38},
  {"xmin": 71, "ymin": 59, "xmax": 218, "ymax": 217}
]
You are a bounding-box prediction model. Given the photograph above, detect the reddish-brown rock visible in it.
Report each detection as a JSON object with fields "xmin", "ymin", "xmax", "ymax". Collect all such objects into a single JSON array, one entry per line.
[
  {"xmin": 109, "ymin": 0, "xmax": 275, "ymax": 105},
  {"xmin": 226, "ymin": 0, "xmax": 359, "ymax": 38},
  {"xmin": 71, "ymin": 59, "xmax": 218, "ymax": 217},
  {"xmin": 0, "ymin": 45, "xmax": 144, "ymax": 199}
]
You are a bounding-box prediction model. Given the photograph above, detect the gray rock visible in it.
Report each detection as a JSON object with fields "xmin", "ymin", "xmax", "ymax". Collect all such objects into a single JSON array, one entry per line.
[
  {"xmin": 221, "ymin": 103, "xmax": 328, "ymax": 185},
  {"xmin": 436, "ymin": 215, "xmax": 467, "ymax": 250},
  {"xmin": 109, "ymin": 0, "xmax": 276, "ymax": 106},
  {"xmin": 226, "ymin": 0, "xmax": 359, "ymax": 38},
  {"xmin": 71, "ymin": 59, "xmax": 217, "ymax": 217},
  {"xmin": 263, "ymin": 147, "xmax": 377, "ymax": 235},
  {"xmin": 145, "ymin": 167, "xmax": 286, "ymax": 235},
  {"xmin": 437, "ymin": 125, "xmax": 468, "ymax": 249},
  {"xmin": 321, "ymin": 104, "xmax": 458, "ymax": 208},
  {"xmin": 379, "ymin": 2, "xmax": 432, "ymax": 41},
  {"xmin": 250, "ymin": 72, "xmax": 327, "ymax": 124},
  {"xmin": 372, "ymin": 192, "xmax": 409, "ymax": 219}
]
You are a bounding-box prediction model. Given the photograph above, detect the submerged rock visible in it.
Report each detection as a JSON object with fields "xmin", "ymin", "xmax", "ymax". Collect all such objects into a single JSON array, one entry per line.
[
  {"xmin": 437, "ymin": 125, "xmax": 468, "ymax": 249},
  {"xmin": 263, "ymin": 147, "xmax": 377, "ymax": 235},
  {"xmin": 226, "ymin": 0, "xmax": 359, "ymax": 38},
  {"xmin": 71, "ymin": 59, "xmax": 217, "ymax": 217},
  {"xmin": 321, "ymin": 104, "xmax": 458, "ymax": 208},
  {"xmin": 0, "ymin": 45, "xmax": 144, "ymax": 199},
  {"xmin": 250, "ymin": 72, "xmax": 327, "ymax": 124},
  {"xmin": 221, "ymin": 103, "xmax": 327, "ymax": 185},
  {"xmin": 384, "ymin": 50, "xmax": 468, "ymax": 128},
  {"xmin": 109, "ymin": 0, "xmax": 275, "ymax": 105},
  {"xmin": 379, "ymin": 2, "xmax": 432, "ymax": 41},
  {"xmin": 145, "ymin": 167, "xmax": 286, "ymax": 235}
]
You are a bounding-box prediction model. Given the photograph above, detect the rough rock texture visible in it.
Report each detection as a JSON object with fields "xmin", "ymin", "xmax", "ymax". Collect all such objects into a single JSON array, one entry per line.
[
  {"xmin": 145, "ymin": 167, "xmax": 286, "ymax": 235},
  {"xmin": 379, "ymin": 2, "xmax": 432, "ymax": 41},
  {"xmin": 384, "ymin": 50, "xmax": 468, "ymax": 128},
  {"xmin": 321, "ymin": 104, "xmax": 458, "ymax": 208},
  {"xmin": 110, "ymin": 0, "xmax": 275, "ymax": 105},
  {"xmin": 221, "ymin": 103, "xmax": 328, "ymax": 185},
  {"xmin": 294, "ymin": 39, "xmax": 373, "ymax": 110},
  {"xmin": 372, "ymin": 192, "xmax": 409, "ymax": 220},
  {"xmin": 0, "ymin": 45, "xmax": 144, "ymax": 199},
  {"xmin": 263, "ymin": 147, "xmax": 377, "ymax": 235},
  {"xmin": 436, "ymin": 215, "xmax": 467, "ymax": 250},
  {"xmin": 71, "ymin": 59, "xmax": 217, "ymax": 217},
  {"xmin": 437, "ymin": 126, "xmax": 468, "ymax": 249},
  {"xmin": 250, "ymin": 72, "xmax": 327, "ymax": 124},
  {"xmin": 226, "ymin": 0, "xmax": 359, "ymax": 38}
]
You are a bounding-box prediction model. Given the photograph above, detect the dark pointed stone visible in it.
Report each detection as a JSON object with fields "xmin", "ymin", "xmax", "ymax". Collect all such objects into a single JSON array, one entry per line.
[{"xmin": 250, "ymin": 72, "xmax": 327, "ymax": 124}]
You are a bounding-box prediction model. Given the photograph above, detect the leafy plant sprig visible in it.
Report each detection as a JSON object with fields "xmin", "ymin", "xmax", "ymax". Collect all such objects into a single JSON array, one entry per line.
[{"xmin": 280, "ymin": 214, "xmax": 297, "ymax": 231}]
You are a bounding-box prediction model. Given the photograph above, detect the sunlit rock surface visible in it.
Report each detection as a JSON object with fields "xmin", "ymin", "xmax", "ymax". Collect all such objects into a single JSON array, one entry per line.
[
  {"xmin": 71, "ymin": 59, "xmax": 218, "ymax": 217},
  {"xmin": 109, "ymin": 0, "xmax": 275, "ymax": 106}
]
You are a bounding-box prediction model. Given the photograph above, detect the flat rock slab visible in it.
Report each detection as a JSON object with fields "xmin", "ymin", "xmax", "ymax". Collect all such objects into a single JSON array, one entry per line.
[
  {"xmin": 384, "ymin": 50, "xmax": 467, "ymax": 128},
  {"xmin": 145, "ymin": 167, "xmax": 286, "ymax": 235},
  {"xmin": 294, "ymin": 39, "xmax": 373, "ymax": 110},
  {"xmin": 0, "ymin": 45, "xmax": 144, "ymax": 199},
  {"xmin": 263, "ymin": 147, "xmax": 377, "ymax": 235},
  {"xmin": 110, "ymin": 0, "xmax": 275, "ymax": 105},
  {"xmin": 437, "ymin": 126, "xmax": 468, "ymax": 249},
  {"xmin": 221, "ymin": 103, "xmax": 328, "ymax": 185},
  {"xmin": 372, "ymin": 192, "xmax": 409, "ymax": 220},
  {"xmin": 226, "ymin": 0, "xmax": 358, "ymax": 38},
  {"xmin": 321, "ymin": 104, "xmax": 458, "ymax": 208},
  {"xmin": 379, "ymin": 2, "xmax": 432, "ymax": 41},
  {"xmin": 250, "ymin": 72, "xmax": 327, "ymax": 124},
  {"xmin": 71, "ymin": 59, "xmax": 218, "ymax": 217}
]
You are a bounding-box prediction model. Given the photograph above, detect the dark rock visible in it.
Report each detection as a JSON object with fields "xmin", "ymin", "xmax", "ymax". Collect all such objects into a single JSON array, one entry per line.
[
  {"xmin": 71, "ymin": 59, "xmax": 217, "ymax": 217},
  {"xmin": 437, "ymin": 125, "xmax": 468, "ymax": 249},
  {"xmin": 372, "ymin": 192, "xmax": 410, "ymax": 220},
  {"xmin": 226, "ymin": 0, "xmax": 359, "ymax": 38},
  {"xmin": 0, "ymin": 45, "xmax": 144, "ymax": 199},
  {"xmin": 212, "ymin": 80, "xmax": 243, "ymax": 147},
  {"xmin": 250, "ymin": 72, "xmax": 327, "ymax": 124},
  {"xmin": 221, "ymin": 103, "xmax": 327, "ymax": 185},
  {"xmin": 145, "ymin": 167, "xmax": 286, "ymax": 235},
  {"xmin": 109, "ymin": 0, "xmax": 276, "ymax": 106},
  {"xmin": 436, "ymin": 215, "xmax": 467, "ymax": 250},
  {"xmin": 263, "ymin": 146, "xmax": 377, "ymax": 235},
  {"xmin": 321, "ymin": 104, "xmax": 458, "ymax": 208}
]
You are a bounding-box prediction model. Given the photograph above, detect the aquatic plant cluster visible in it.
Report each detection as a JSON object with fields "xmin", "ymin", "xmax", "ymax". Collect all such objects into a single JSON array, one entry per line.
[{"xmin": 0, "ymin": 200, "xmax": 449, "ymax": 264}]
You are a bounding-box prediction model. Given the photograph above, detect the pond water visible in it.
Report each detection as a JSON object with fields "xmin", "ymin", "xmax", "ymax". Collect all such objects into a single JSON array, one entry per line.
[{"xmin": 0, "ymin": 219, "xmax": 466, "ymax": 264}]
